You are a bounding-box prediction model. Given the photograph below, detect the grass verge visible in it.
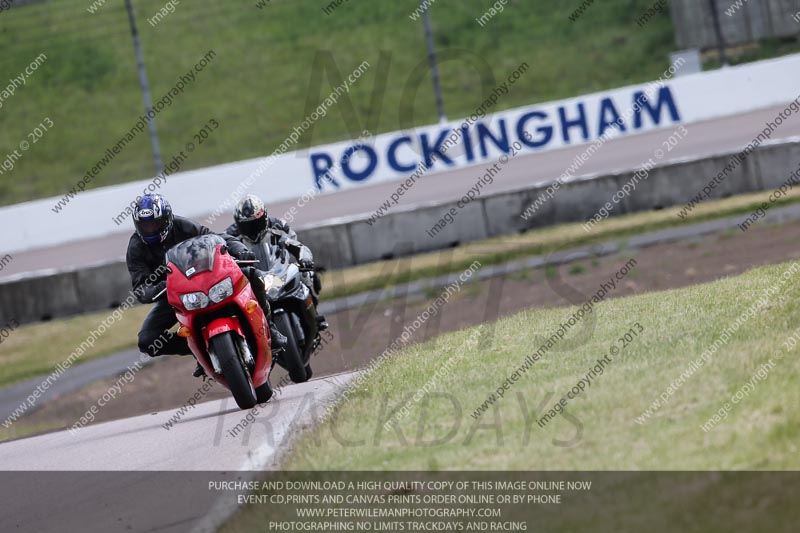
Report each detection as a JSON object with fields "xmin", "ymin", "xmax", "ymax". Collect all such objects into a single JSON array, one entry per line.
[{"xmin": 282, "ymin": 261, "xmax": 800, "ymax": 470}]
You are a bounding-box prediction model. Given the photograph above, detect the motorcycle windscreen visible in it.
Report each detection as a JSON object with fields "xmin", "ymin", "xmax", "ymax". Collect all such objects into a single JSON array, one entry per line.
[
  {"xmin": 166, "ymin": 234, "xmax": 226, "ymax": 279},
  {"xmin": 250, "ymin": 241, "xmax": 274, "ymax": 271}
]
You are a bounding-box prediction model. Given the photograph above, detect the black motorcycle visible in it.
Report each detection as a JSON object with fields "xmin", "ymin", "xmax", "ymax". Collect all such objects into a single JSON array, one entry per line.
[{"xmin": 249, "ymin": 231, "xmax": 320, "ymax": 383}]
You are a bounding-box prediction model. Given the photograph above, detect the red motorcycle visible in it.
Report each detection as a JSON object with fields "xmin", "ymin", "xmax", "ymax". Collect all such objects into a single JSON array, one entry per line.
[{"xmin": 163, "ymin": 234, "xmax": 273, "ymax": 409}]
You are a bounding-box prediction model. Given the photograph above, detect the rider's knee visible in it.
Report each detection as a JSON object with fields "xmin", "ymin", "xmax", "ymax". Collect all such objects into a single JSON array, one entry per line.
[{"xmin": 138, "ymin": 330, "xmax": 161, "ymax": 357}]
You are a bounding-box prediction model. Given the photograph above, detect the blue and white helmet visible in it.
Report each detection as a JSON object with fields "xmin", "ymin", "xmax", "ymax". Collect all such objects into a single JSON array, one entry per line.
[{"xmin": 133, "ymin": 193, "xmax": 174, "ymax": 245}]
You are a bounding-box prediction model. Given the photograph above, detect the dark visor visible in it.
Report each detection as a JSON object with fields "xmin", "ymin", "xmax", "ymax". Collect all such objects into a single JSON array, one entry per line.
[{"xmin": 137, "ymin": 218, "xmax": 169, "ymax": 236}]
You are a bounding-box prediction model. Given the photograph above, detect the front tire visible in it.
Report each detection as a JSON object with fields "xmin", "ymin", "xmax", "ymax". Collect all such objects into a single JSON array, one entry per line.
[
  {"xmin": 255, "ymin": 381, "xmax": 273, "ymax": 404},
  {"xmin": 210, "ymin": 332, "xmax": 257, "ymax": 410},
  {"xmin": 274, "ymin": 312, "xmax": 308, "ymax": 383}
]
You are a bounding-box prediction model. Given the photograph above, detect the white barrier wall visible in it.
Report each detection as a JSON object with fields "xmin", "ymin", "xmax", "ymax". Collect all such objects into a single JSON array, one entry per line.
[{"xmin": 2, "ymin": 54, "xmax": 800, "ymax": 253}]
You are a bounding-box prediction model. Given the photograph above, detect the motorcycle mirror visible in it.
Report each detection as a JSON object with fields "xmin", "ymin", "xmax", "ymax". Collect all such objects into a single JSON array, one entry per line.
[{"xmin": 220, "ymin": 245, "xmax": 228, "ymax": 255}]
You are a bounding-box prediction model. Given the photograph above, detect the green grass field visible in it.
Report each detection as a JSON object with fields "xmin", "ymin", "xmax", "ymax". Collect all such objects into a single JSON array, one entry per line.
[
  {"xmin": 280, "ymin": 261, "xmax": 800, "ymax": 471},
  {"xmin": 0, "ymin": 0, "xmax": 686, "ymax": 205}
]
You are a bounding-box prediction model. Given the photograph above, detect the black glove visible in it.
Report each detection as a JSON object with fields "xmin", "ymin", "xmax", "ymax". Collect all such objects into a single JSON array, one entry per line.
[
  {"xmin": 236, "ymin": 250, "xmax": 257, "ymax": 261},
  {"xmin": 137, "ymin": 280, "xmax": 167, "ymax": 304},
  {"xmin": 224, "ymin": 237, "xmax": 251, "ymax": 260}
]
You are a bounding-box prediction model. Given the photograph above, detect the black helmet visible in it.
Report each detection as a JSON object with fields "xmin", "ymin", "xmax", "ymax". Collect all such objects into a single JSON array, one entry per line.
[
  {"xmin": 234, "ymin": 194, "xmax": 268, "ymax": 241},
  {"xmin": 133, "ymin": 193, "xmax": 173, "ymax": 245}
]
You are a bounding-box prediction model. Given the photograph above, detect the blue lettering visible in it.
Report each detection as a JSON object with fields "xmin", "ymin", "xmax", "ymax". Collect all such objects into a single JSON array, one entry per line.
[
  {"xmin": 420, "ymin": 130, "xmax": 455, "ymax": 168},
  {"xmin": 460, "ymin": 126, "xmax": 475, "ymax": 162},
  {"xmin": 517, "ymin": 111, "xmax": 553, "ymax": 148},
  {"xmin": 310, "ymin": 152, "xmax": 339, "ymax": 190},
  {"xmin": 476, "ymin": 119, "xmax": 510, "ymax": 158},
  {"xmin": 597, "ymin": 97, "xmax": 626, "ymax": 137},
  {"xmin": 633, "ymin": 86, "xmax": 681, "ymax": 129},
  {"xmin": 387, "ymin": 136, "xmax": 417, "ymax": 172},
  {"xmin": 558, "ymin": 103, "xmax": 589, "ymax": 144},
  {"xmin": 341, "ymin": 144, "xmax": 378, "ymax": 182}
]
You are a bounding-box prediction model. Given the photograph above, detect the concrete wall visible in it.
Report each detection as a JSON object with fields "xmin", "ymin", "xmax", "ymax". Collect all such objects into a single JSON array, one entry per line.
[
  {"xmin": 671, "ymin": 0, "xmax": 800, "ymax": 49},
  {"xmin": 2, "ymin": 138, "xmax": 798, "ymax": 326}
]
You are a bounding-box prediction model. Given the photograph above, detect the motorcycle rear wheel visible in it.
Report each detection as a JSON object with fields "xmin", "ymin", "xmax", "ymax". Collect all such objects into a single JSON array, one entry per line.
[{"xmin": 210, "ymin": 331, "xmax": 257, "ymax": 410}]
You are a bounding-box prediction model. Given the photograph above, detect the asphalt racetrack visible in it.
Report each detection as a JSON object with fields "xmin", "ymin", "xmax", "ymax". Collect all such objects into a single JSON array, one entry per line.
[
  {"xmin": 2, "ymin": 104, "xmax": 799, "ymax": 279},
  {"xmin": 0, "ymin": 372, "xmax": 354, "ymax": 471},
  {"xmin": 0, "ymin": 373, "xmax": 356, "ymax": 531}
]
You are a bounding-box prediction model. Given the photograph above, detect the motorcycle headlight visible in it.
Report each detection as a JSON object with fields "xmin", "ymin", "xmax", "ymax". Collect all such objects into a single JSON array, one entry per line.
[
  {"xmin": 208, "ymin": 277, "xmax": 234, "ymax": 303},
  {"xmin": 263, "ymin": 273, "xmax": 285, "ymax": 291},
  {"xmin": 181, "ymin": 291, "xmax": 209, "ymax": 310},
  {"xmin": 263, "ymin": 273, "xmax": 285, "ymax": 299}
]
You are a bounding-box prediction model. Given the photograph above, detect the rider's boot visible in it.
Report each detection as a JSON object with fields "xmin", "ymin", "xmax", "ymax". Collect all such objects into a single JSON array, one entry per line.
[
  {"xmin": 270, "ymin": 325, "xmax": 288, "ymax": 350},
  {"xmin": 193, "ymin": 361, "xmax": 206, "ymax": 378}
]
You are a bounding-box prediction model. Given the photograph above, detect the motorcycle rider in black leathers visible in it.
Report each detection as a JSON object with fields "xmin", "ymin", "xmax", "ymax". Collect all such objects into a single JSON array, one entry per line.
[
  {"xmin": 225, "ymin": 194, "xmax": 327, "ymax": 330},
  {"xmin": 127, "ymin": 193, "xmax": 286, "ymax": 377}
]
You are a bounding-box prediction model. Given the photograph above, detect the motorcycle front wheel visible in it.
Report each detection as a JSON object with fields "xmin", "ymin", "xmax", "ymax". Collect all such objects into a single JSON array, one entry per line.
[{"xmin": 210, "ymin": 331, "xmax": 257, "ymax": 410}]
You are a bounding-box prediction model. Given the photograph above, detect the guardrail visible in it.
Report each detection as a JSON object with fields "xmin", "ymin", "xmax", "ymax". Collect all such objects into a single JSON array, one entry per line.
[{"xmin": 2, "ymin": 137, "xmax": 798, "ymax": 326}]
